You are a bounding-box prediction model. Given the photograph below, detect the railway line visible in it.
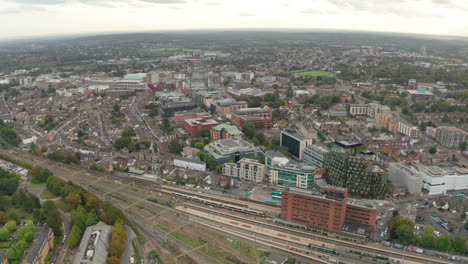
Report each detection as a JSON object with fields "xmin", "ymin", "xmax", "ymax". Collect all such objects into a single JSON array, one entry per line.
[
  {"xmin": 178, "ymin": 202, "xmax": 453, "ymax": 264},
  {"xmin": 0, "ymin": 149, "xmax": 459, "ymax": 264}
]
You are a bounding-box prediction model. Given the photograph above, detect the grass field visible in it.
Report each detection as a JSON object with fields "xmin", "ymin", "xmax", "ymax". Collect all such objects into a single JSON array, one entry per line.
[
  {"xmin": 5, "ymin": 206, "xmax": 33, "ymax": 220},
  {"xmin": 54, "ymin": 199, "xmax": 71, "ymax": 213},
  {"xmin": 40, "ymin": 189, "xmax": 58, "ymax": 199},
  {"xmin": 147, "ymin": 48, "xmax": 181, "ymax": 52},
  {"xmin": 296, "ymin": 71, "xmax": 332, "ymax": 77},
  {"xmin": 29, "ymin": 183, "xmax": 46, "ymax": 188}
]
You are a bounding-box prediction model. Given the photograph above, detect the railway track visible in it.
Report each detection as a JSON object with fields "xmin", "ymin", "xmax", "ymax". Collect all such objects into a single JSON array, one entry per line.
[
  {"xmin": 0, "ymin": 150, "xmax": 456, "ymax": 264},
  {"xmin": 180, "ymin": 202, "xmax": 452, "ymax": 264}
]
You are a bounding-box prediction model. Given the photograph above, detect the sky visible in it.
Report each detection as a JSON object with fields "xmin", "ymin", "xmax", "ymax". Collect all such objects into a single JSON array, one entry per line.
[{"xmin": 1, "ymin": 0, "xmax": 468, "ymax": 40}]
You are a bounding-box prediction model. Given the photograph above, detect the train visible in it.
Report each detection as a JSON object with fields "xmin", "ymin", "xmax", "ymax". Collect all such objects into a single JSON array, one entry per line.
[
  {"xmin": 265, "ymin": 200, "xmax": 278, "ymax": 204},
  {"xmin": 171, "ymin": 192, "xmax": 266, "ymax": 217}
]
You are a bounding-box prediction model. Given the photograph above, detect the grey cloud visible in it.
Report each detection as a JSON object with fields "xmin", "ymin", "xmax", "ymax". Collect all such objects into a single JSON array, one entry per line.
[{"xmin": 239, "ymin": 12, "xmax": 255, "ymax": 17}]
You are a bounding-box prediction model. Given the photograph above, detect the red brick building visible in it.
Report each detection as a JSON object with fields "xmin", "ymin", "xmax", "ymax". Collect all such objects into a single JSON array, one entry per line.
[
  {"xmin": 281, "ymin": 186, "xmax": 377, "ymax": 233},
  {"xmin": 281, "ymin": 186, "xmax": 348, "ymax": 232},
  {"xmin": 183, "ymin": 117, "xmax": 219, "ymax": 136},
  {"xmin": 231, "ymin": 107, "xmax": 273, "ymax": 128},
  {"xmin": 173, "ymin": 111, "xmax": 210, "ymax": 126}
]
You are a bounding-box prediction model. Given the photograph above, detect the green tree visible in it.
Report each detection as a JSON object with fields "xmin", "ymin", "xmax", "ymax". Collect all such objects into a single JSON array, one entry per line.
[
  {"xmin": 194, "ymin": 142, "xmax": 205, "ymax": 149},
  {"xmin": 86, "ymin": 210, "xmax": 100, "ymax": 227},
  {"xmin": 71, "ymin": 206, "xmax": 88, "ymax": 231},
  {"xmin": 215, "ymin": 165, "xmax": 223, "ymax": 174},
  {"xmin": 42, "ymin": 201, "xmax": 63, "ymax": 236},
  {"xmin": 68, "ymin": 225, "xmax": 82, "ymax": 248},
  {"xmin": 195, "ymin": 128, "xmax": 210, "ymax": 138},
  {"xmin": 17, "ymin": 224, "xmax": 36, "ymax": 243},
  {"xmin": 161, "ymin": 118, "xmax": 173, "ymax": 133},
  {"xmin": 435, "ymin": 235, "xmax": 451, "ymax": 251},
  {"xmin": 168, "ymin": 138, "xmax": 183, "ymax": 154},
  {"xmin": 388, "ymin": 216, "xmax": 414, "ymax": 241},
  {"xmin": 452, "ymin": 236, "xmax": 467, "ymax": 253},
  {"xmin": 395, "ymin": 224, "xmax": 415, "ymax": 245},
  {"xmin": 428, "ymin": 146, "xmax": 437, "ymax": 155},
  {"xmin": 460, "ymin": 141, "xmax": 467, "ymax": 151},
  {"xmin": 242, "ymin": 123, "xmax": 256, "ymax": 139},
  {"xmin": 0, "ymin": 211, "xmax": 7, "ymax": 225},
  {"xmin": 420, "ymin": 226, "xmax": 436, "ymax": 249}
]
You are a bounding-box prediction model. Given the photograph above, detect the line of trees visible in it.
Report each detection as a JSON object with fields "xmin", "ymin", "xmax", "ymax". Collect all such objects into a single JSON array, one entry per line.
[{"xmin": 388, "ymin": 216, "xmax": 468, "ymax": 253}]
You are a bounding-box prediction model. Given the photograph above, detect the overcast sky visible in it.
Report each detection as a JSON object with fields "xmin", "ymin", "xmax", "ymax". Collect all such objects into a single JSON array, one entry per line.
[{"xmin": 1, "ymin": 0, "xmax": 468, "ymax": 40}]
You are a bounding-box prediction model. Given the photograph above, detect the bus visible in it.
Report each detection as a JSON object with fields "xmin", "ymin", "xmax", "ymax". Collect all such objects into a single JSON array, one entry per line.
[
  {"xmin": 272, "ymin": 191, "xmax": 282, "ymax": 195},
  {"xmin": 272, "ymin": 195, "xmax": 282, "ymax": 200},
  {"xmin": 265, "ymin": 200, "xmax": 278, "ymax": 204},
  {"xmin": 455, "ymin": 194, "xmax": 465, "ymax": 197}
]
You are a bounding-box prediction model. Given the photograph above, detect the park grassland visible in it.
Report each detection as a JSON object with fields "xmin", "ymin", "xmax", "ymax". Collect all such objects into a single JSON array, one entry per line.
[
  {"xmin": 147, "ymin": 48, "xmax": 181, "ymax": 52},
  {"xmin": 296, "ymin": 70, "xmax": 332, "ymax": 77}
]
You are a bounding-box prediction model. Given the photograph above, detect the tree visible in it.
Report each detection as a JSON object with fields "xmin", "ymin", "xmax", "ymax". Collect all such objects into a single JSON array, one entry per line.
[
  {"xmin": 194, "ymin": 142, "xmax": 205, "ymax": 149},
  {"xmin": 242, "ymin": 123, "xmax": 256, "ymax": 139},
  {"xmin": 85, "ymin": 195, "xmax": 100, "ymax": 212},
  {"xmin": 17, "ymin": 225, "xmax": 36, "ymax": 243},
  {"xmin": 66, "ymin": 192, "xmax": 82, "ymax": 209},
  {"xmin": 107, "ymin": 256, "xmax": 121, "ymax": 264},
  {"xmin": 168, "ymin": 138, "xmax": 183, "ymax": 154},
  {"xmin": 435, "ymin": 235, "xmax": 451, "ymax": 251},
  {"xmin": 68, "ymin": 225, "xmax": 82, "ymax": 248},
  {"xmin": 215, "ymin": 165, "xmax": 223, "ymax": 175},
  {"xmin": 29, "ymin": 166, "xmax": 52, "ymax": 184},
  {"xmin": 388, "ymin": 216, "xmax": 414, "ymax": 241},
  {"xmin": 395, "ymin": 224, "xmax": 415, "ymax": 245},
  {"xmin": 71, "ymin": 206, "xmax": 88, "ymax": 230},
  {"xmin": 0, "ymin": 211, "xmax": 7, "ymax": 225},
  {"xmin": 161, "ymin": 118, "xmax": 173, "ymax": 133},
  {"xmin": 452, "ymin": 236, "xmax": 467, "ymax": 253},
  {"xmin": 42, "ymin": 201, "xmax": 63, "ymax": 236},
  {"xmin": 195, "ymin": 129, "xmax": 210, "ymax": 138},
  {"xmin": 428, "ymin": 146, "xmax": 437, "ymax": 155},
  {"xmin": 460, "ymin": 141, "xmax": 467, "ymax": 152},
  {"xmin": 420, "ymin": 226, "xmax": 436, "ymax": 249},
  {"xmin": 86, "ymin": 210, "xmax": 100, "ymax": 227}
]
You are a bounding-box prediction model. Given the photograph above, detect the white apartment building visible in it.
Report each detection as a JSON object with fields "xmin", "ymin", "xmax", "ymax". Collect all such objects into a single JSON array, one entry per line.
[{"xmin": 223, "ymin": 158, "xmax": 266, "ymax": 183}]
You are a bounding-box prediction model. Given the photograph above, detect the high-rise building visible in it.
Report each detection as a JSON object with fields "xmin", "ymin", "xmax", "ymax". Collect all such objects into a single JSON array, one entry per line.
[
  {"xmin": 388, "ymin": 163, "xmax": 423, "ymax": 195},
  {"xmin": 223, "ymin": 158, "xmax": 266, "ymax": 183},
  {"xmin": 303, "ymin": 144, "xmax": 330, "ymax": 168},
  {"xmin": 281, "ymin": 186, "xmax": 348, "ymax": 232},
  {"xmin": 280, "ymin": 129, "xmax": 312, "ymax": 160},
  {"xmin": 324, "ymin": 140, "xmax": 388, "ymax": 199},
  {"xmin": 281, "ymin": 186, "xmax": 378, "ymax": 233},
  {"xmin": 265, "ymin": 151, "xmax": 315, "ymax": 189},
  {"xmin": 435, "ymin": 126, "xmax": 468, "ymax": 149}
]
